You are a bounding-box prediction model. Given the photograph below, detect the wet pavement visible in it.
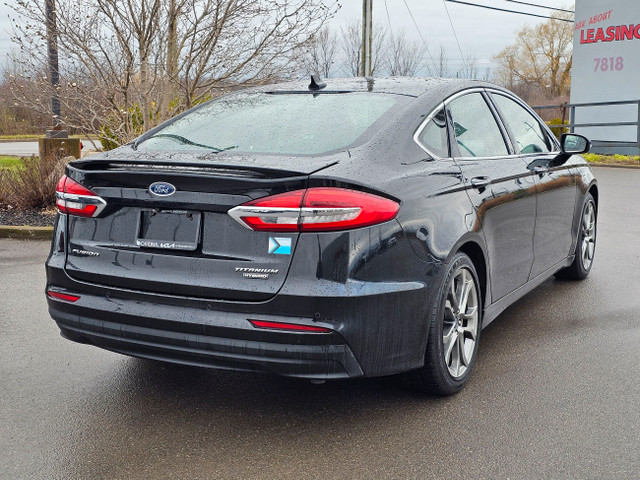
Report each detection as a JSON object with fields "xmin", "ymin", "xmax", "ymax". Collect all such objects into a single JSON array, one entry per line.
[
  {"xmin": 1, "ymin": 166, "xmax": 639, "ymax": 479},
  {"xmin": 0, "ymin": 140, "xmax": 99, "ymax": 157}
]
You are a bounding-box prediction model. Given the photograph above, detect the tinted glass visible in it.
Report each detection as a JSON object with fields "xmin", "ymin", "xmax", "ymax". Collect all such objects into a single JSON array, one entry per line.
[
  {"xmin": 138, "ymin": 93, "xmax": 399, "ymax": 155},
  {"xmin": 491, "ymin": 93, "xmax": 551, "ymax": 154},
  {"xmin": 448, "ymin": 93, "xmax": 508, "ymax": 158},
  {"xmin": 418, "ymin": 108, "xmax": 449, "ymax": 157}
]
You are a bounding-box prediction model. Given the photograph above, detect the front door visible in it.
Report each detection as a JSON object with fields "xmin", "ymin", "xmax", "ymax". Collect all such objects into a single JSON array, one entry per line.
[{"xmin": 488, "ymin": 92, "xmax": 578, "ymax": 279}]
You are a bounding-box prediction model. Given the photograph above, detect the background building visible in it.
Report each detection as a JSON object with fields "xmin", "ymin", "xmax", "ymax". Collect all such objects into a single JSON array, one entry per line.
[{"xmin": 571, "ymin": 0, "xmax": 640, "ymax": 154}]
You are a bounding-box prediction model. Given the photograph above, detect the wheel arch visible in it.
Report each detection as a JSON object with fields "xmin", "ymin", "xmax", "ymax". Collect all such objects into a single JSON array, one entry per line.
[
  {"xmin": 588, "ymin": 183, "xmax": 599, "ymax": 211},
  {"xmin": 455, "ymin": 239, "xmax": 489, "ymax": 315}
]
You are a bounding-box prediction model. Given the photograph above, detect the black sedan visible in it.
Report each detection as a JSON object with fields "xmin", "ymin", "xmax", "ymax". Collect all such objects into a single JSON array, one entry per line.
[{"xmin": 46, "ymin": 77, "xmax": 597, "ymax": 395}]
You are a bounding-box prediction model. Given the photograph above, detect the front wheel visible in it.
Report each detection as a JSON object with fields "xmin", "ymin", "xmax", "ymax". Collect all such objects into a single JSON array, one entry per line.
[
  {"xmin": 555, "ymin": 193, "xmax": 597, "ymax": 280},
  {"xmin": 400, "ymin": 252, "xmax": 482, "ymax": 395}
]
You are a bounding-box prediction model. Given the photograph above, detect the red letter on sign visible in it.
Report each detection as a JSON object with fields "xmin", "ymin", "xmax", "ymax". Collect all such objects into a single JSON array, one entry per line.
[{"xmin": 605, "ymin": 26, "xmax": 615, "ymax": 41}]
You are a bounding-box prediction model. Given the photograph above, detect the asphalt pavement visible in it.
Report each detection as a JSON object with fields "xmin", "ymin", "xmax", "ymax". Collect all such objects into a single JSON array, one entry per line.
[
  {"xmin": 0, "ymin": 139, "xmax": 99, "ymax": 157},
  {"xmin": 1, "ymin": 165, "xmax": 639, "ymax": 479}
]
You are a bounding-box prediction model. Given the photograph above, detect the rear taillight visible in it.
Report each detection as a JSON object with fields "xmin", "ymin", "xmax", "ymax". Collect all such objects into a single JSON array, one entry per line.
[
  {"xmin": 228, "ymin": 187, "xmax": 399, "ymax": 232},
  {"xmin": 55, "ymin": 175, "xmax": 106, "ymax": 217}
]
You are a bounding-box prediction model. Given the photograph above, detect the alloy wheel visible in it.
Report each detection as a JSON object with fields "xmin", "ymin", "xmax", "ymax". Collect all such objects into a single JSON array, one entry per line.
[
  {"xmin": 442, "ymin": 267, "xmax": 479, "ymax": 379},
  {"xmin": 581, "ymin": 200, "xmax": 596, "ymax": 271}
]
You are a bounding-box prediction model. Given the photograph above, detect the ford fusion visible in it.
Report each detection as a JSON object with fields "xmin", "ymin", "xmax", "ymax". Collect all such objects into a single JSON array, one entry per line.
[{"xmin": 46, "ymin": 77, "xmax": 597, "ymax": 394}]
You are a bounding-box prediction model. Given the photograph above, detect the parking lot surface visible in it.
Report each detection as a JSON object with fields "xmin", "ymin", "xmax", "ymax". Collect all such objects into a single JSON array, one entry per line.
[{"xmin": 1, "ymin": 166, "xmax": 639, "ymax": 479}]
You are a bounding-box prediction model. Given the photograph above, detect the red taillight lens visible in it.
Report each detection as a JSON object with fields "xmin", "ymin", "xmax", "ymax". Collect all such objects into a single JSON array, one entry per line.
[
  {"xmin": 228, "ymin": 188, "xmax": 399, "ymax": 232},
  {"xmin": 248, "ymin": 319, "xmax": 332, "ymax": 333},
  {"xmin": 47, "ymin": 290, "xmax": 81, "ymax": 302},
  {"xmin": 55, "ymin": 175, "xmax": 106, "ymax": 217}
]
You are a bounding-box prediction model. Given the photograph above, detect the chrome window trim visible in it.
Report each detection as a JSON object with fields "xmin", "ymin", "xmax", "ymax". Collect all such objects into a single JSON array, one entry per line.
[
  {"xmin": 413, "ymin": 87, "xmax": 562, "ymax": 161},
  {"xmin": 413, "ymin": 101, "xmax": 449, "ymax": 159},
  {"xmin": 485, "ymin": 88, "xmax": 561, "ymax": 154},
  {"xmin": 444, "ymin": 88, "xmax": 511, "ymax": 160}
]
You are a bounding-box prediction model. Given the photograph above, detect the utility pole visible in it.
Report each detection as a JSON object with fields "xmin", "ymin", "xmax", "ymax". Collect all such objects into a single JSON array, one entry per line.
[
  {"xmin": 45, "ymin": 0, "xmax": 61, "ymax": 127},
  {"xmin": 40, "ymin": 0, "xmax": 81, "ymax": 161},
  {"xmin": 360, "ymin": 0, "xmax": 373, "ymax": 77}
]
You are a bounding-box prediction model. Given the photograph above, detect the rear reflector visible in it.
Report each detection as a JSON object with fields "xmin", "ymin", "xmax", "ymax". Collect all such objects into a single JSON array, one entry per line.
[
  {"xmin": 228, "ymin": 187, "xmax": 399, "ymax": 232},
  {"xmin": 47, "ymin": 290, "xmax": 81, "ymax": 302},
  {"xmin": 249, "ymin": 319, "xmax": 332, "ymax": 333},
  {"xmin": 55, "ymin": 175, "xmax": 107, "ymax": 217}
]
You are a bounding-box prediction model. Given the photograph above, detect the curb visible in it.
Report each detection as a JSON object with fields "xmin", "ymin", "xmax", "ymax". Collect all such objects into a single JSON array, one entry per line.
[
  {"xmin": 0, "ymin": 225, "xmax": 54, "ymax": 240},
  {"xmin": 588, "ymin": 163, "xmax": 640, "ymax": 169}
]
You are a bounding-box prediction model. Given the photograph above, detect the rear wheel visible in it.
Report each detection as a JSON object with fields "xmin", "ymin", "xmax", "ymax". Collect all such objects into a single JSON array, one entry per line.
[
  {"xmin": 400, "ymin": 252, "xmax": 482, "ymax": 395},
  {"xmin": 555, "ymin": 193, "xmax": 596, "ymax": 280}
]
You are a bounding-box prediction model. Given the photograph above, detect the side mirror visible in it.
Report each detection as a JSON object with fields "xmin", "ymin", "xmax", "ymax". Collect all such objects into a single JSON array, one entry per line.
[{"xmin": 560, "ymin": 133, "xmax": 590, "ymax": 154}]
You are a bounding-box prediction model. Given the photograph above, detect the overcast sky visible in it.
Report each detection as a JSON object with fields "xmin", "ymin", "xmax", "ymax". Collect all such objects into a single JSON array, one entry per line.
[{"xmin": 0, "ymin": 0, "xmax": 572, "ymax": 75}]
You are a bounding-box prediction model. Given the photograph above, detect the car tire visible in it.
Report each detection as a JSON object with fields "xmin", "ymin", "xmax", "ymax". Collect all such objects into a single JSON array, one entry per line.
[
  {"xmin": 399, "ymin": 252, "xmax": 482, "ymax": 395},
  {"xmin": 555, "ymin": 193, "xmax": 597, "ymax": 281}
]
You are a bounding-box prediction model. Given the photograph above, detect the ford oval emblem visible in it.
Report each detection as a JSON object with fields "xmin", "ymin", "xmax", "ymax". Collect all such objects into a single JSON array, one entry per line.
[{"xmin": 149, "ymin": 182, "xmax": 176, "ymax": 196}]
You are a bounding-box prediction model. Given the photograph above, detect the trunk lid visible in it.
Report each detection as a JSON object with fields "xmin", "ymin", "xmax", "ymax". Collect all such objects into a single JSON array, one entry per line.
[{"xmin": 63, "ymin": 152, "xmax": 339, "ymax": 301}]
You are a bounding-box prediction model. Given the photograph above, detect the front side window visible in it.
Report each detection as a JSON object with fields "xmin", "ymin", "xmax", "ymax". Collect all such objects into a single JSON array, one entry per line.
[
  {"xmin": 491, "ymin": 93, "xmax": 551, "ymax": 154},
  {"xmin": 418, "ymin": 108, "xmax": 449, "ymax": 157},
  {"xmin": 448, "ymin": 93, "xmax": 509, "ymax": 158}
]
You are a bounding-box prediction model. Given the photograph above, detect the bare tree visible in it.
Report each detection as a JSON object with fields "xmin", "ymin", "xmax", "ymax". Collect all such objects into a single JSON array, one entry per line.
[
  {"xmin": 480, "ymin": 66, "xmax": 493, "ymax": 82},
  {"xmin": 7, "ymin": 0, "xmax": 338, "ymax": 147},
  {"xmin": 436, "ymin": 44, "xmax": 449, "ymax": 78},
  {"xmin": 341, "ymin": 20, "xmax": 387, "ymax": 77},
  {"xmin": 304, "ymin": 27, "xmax": 338, "ymax": 78},
  {"xmin": 1, "ymin": 60, "xmax": 50, "ymax": 134},
  {"xmin": 456, "ymin": 52, "xmax": 478, "ymax": 80},
  {"xmin": 386, "ymin": 31, "xmax": 424, "ymax": 76}
]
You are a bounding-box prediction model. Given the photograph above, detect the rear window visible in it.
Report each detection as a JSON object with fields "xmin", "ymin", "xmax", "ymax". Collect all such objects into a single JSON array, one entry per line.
[{"xmin": 137, "ymin": 92, "xmax": 399, "ymax": 155}]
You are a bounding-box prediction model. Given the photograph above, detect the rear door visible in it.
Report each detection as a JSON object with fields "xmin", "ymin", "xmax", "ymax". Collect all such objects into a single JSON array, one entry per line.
[
  {"xmin": 63, "ymin": 155, "xmax": 333, "ymax": 301},
  {"xmin": 448, "ymin": 91, "xmax": 538, "ymax": 302}
]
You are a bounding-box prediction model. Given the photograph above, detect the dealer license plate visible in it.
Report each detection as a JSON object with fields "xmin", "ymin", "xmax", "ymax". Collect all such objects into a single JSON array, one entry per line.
[{"xmin": 136, "ymin": 210, "xmax": 201, "ymax": 251}]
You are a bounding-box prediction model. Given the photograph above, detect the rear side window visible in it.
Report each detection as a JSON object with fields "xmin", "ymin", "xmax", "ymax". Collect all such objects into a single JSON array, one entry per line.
[
  {"xmin": 418, "ymin": 108, "xmax": 449, "ymax": 158},
  {"xmin": 448, "ymin": 93, "xmax": 509, "ymax": 158},
  {"xmin": 491, "ymin": 94, "xmax": 551, "ymax": 154},
  {"xmin": 138, "ymin": 92, "xmax": 399, "ymax": 156}
]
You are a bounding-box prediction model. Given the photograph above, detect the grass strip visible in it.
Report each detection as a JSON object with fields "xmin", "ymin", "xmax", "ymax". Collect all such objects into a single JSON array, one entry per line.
[
  {"xmin": 584, "ymin": 153, "xmax": 640, "ymax": 166},
  {"xmin": 0, "ymin": 155, "xmax": 23, "ymax": 169}
]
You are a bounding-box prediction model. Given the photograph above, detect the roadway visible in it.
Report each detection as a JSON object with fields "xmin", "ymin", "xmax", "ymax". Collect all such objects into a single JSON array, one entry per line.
[{"xmin": 0, "ymin": 139, "xmax": 100, "ymax": 157}]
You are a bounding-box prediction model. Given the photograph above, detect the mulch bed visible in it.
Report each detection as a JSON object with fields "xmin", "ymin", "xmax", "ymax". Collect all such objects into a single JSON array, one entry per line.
[{"xmin": 0, "ymin": 205, "xmax": 57, "ymax": 227}]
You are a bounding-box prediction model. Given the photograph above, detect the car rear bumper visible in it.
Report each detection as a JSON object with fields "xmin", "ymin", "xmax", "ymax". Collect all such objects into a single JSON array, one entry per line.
[
  {"xmin": 46, "ymin": 270, "xmax": 430, "ymax": 379},
  {"xmin": 52, "ymin": 300, "xmax": 363, "ymax": 379}
]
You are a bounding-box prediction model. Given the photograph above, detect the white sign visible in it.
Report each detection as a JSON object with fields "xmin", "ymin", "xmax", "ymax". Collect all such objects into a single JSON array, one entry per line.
[{"xmin": 571, "ymin": 0, "xmax": 640, "ymax": 145}]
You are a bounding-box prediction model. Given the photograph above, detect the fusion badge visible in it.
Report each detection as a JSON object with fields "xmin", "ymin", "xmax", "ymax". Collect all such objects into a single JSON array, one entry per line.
[{"xmin": 268, "ymin": 237, "xmax": 292, "ymax": 255}]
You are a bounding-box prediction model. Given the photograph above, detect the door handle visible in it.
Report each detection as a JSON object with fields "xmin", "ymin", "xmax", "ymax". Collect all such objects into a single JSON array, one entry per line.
[{"xmin": 470, "ymin": 176, "xmax": 491, "ymax": 189}]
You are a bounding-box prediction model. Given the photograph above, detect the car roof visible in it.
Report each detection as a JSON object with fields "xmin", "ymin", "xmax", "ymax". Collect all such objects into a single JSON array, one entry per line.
[{"xmin": 248, "ymin": 76, "xmax": 493, "ymax": 99}]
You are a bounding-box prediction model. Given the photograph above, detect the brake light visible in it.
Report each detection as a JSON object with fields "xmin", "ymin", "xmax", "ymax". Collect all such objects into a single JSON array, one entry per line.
[
  {"xmin": 47, "ymin": 290, "xmax": 81, "ymax": 302},
  {"xmin": 55, "ymin": 175, "xmax": 106, "ymax": 217},
  {"xmin": 228, "ymin": 188, "xmax": 399, "ymax": 232},
  {"xmin": 248, "ymin": 319, "xmax": 332, "ymax": 333}
]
